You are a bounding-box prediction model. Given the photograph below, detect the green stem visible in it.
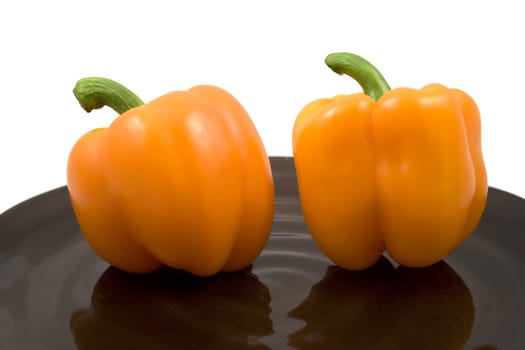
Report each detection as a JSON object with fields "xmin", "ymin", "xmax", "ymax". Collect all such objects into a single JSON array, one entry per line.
[
  {"xmin": 325, "ymin": 52, "xmax": 391, "ymax": 101},
  {"xmin": 73, "ymin": 77, "xmax": 144, "ymax": 115}
]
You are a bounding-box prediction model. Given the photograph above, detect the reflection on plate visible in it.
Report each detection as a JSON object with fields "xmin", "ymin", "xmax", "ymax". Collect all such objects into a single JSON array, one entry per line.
[
  {"xmin": 288, "ymin": 258, "xmax": 474, "ymax": 349},
  {"xmin": 0, "ymin": 157, "xmax": 524, "ymax": 349},
  {"xmin": 71, "ymin": 266, "xmax": 272, "ymax": 349}
]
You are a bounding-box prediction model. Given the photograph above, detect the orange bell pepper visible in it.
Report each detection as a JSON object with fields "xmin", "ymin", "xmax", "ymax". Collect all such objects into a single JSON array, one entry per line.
[
  {"xmin": 292, "ymin": 52, "xmax": 488, "ymax": 270},
  {"xmin": 67, "ymin": 77, "xmax": 274, "ymax": 276}
]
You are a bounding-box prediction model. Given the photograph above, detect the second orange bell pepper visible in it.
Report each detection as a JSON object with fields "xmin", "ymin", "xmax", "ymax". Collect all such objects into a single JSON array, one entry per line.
[
  {"xmin": 292, "ymin": 52, "xmax": 488, "ymax": 270},
  {"xmin": 67, "ymin": 77, "xmax": 274, "ymax": 276}
]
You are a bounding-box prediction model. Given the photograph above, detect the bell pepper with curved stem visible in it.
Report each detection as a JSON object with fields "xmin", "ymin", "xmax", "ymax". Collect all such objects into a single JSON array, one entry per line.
[
  {"xmin": 67, "ymin": 77, "xmax": 275, "ymax": 276},
  {"xmin": 292, "ymin": 52, "xmax": 488, "ymax": 270}
]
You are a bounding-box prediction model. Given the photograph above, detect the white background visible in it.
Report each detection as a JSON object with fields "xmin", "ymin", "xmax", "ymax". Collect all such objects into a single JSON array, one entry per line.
[{"xmin": 1, "ymin": 0, "xmax": 524, "ymax": 213}]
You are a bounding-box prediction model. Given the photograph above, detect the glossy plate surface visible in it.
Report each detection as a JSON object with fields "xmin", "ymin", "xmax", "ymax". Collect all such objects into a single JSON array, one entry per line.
[{"xmin": 1, "ymin": 157, "xmax": 524, "ymax": 349}]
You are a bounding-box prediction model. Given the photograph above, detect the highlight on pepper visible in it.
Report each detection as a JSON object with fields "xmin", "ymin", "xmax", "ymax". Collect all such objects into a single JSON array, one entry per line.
[
  {"xmin": 67, "ymin": 77, "xmax": 275, "ymax": 277},
  {"xmin": 292, "ymin": 52, "xmax": 488, "ymax": 271}
]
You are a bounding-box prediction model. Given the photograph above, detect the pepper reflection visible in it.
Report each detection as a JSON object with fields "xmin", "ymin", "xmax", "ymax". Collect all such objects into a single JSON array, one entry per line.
[
  {"xmin": 288, "ymin": 257, "xmax": 474, "ymax": 350},
  {"xmin": 70, "ymin": 266, "xmax": 273, "ymax": 350}
]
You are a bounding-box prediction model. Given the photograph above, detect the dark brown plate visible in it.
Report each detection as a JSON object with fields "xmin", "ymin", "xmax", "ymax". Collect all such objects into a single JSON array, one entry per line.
[{"xmin": 1, "ymin": 157, "xmax": 524, "ymax": 350}]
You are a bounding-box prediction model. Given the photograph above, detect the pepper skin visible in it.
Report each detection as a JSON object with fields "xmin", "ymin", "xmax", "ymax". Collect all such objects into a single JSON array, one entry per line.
[
  {"xmin": 67, "ymin": 77, "xmax": 274, "ymax": 276},
  {"xmin": 292, "ymin": 52, "xmax": 487, "ymax": 270}
]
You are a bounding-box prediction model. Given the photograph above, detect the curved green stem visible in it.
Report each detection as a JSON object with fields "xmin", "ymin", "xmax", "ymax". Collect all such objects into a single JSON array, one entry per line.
[
  {"xmin": 73, "ymin": 77, "xmax": 144, "ymax": 115},
  {"xmin": 325, "ymin": 52, "xmax": 391, "ymax": 101}
]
